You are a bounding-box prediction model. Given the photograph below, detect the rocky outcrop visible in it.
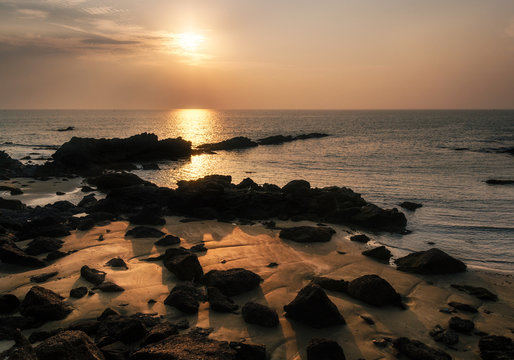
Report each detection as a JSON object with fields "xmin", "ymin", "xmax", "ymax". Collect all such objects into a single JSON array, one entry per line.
[
  {"xmin": 399, "ymin": 201, "xmax": 423, "ymax": 211},
  {"xmin": 0, "ymin": 238, "xmax": 46, "ymax": 268},
  {"xmin": 0, "ymin": 330, "xmax": 37, "ymax": 360},
  {"xmin": 279, "ymin": 226, "xmax": 335, "ymax": 243},
  {"xmin": 88, "ymin": 172, "xmax": 154, "ymax": 191},
  {"xmin": 429, "ymin": 325, "xmax": 459, "ymax": 346},
  {"xmin": 393, "ymin": 337, "xmax": 451, "ymax": 360},
  {"xmin": 19, "ymin": 286, "xmax": 72, "ymax": 322},
  {"xmin": 198, "ymin": 137, "xmax": 258, "ymax": 151},
  {"xmin": 395, "ymin": 248, "xmax": 466, "ymax": 274},
  {"xmin": 35, "ymin": 330, "xmax": 105, "ymax": 360},
  {"xmin": 140, "ymin": 322, "xmax": 178, "ymax": 347},
  {"xmin": 203, "ymin": 268, "xmax": 262, "ymax": 296},
  {"xmin": 347, "ymin": 275, "xmax": 402, "ymax": 307},
  {"xmin": 283, "ymin": 283, "xmax": 345, "ymax": 328}
]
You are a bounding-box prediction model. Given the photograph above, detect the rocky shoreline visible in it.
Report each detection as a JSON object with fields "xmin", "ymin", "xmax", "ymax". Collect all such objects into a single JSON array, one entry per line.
[{"xmin": 0, "ymin": 134, "xmax": 513, "ymax": 359}]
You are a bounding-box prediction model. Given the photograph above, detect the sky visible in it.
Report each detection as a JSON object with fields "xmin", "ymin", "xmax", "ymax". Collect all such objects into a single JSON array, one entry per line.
[{"xmin": 0, "ymin": 0, "xmax": 513, "ymax": 109}]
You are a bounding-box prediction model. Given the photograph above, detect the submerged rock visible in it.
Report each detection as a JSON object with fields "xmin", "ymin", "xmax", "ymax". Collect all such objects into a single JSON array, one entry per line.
[
  {"xmin": 393, "ymin": 337, "xmax": 451, "ymax": 360},
  {"xmin": 485, "ymin": 179, "xmax": 514, "ymax": 185},
  {"xmin": 448, "ymin": 301, "xmax": 477, "ymax": 313},
  {"xmin": 399, "ymin": 201, "xmax": 423, "ymax": 211},
  {"xmin": 19, "ymin": 286, "xmax": 72, "ymax": 322},
  {"xmin": 284, "ymin": 283, "xmax": 345, "ymax": 328},
  {"xmin": 35, "ymin": 330, "xmax": 105, "ymax": 360},
  {"xmin": 94, "ymin": 281, "xmax": 124, "ymax": 293},
  {"xmin": 70, "ymin": 287, "xmax": 88, "ymax": 299},
  {"xmin": 203, "ymin": 268, "xmax": 262, "ymax": 296},
  {"xmin": 279, "ymin": 226, "xmax": 335, "ymax": 243},
  {"xmin": 30, "ymin": 271, "xmax": 58, "ymax": 283},
  {"xmin": 306, "ymin": 338, "xmax": 346, "ymax": 360},
  {"xmin": 229, "ymin": 342, "xmax": 267, "ymax": 360},
  {"xmin": 347, "ymin": 275, "xmax": 401, "ymax": 307},
  {"xmin": 395, "ymin": 248, "xmax": 466, "ymax": 274},
  {"xmin": 198, "ymin": 136, "xmax": 258, "ymax": 151},
  {"xmin": 242, "ymin": 302, "xmax": 279, "ymax": 328}
]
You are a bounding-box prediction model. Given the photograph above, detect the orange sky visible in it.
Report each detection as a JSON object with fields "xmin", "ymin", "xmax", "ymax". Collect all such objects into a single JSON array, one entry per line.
[{"xmin": 0, "ymin": 0, "xmax": 513, "ymax": 109}]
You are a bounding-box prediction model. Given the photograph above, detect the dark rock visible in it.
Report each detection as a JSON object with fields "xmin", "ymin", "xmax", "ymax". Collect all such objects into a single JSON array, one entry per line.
[
  {"xmin": 0, "ymin": 294, "xmax": 20, "ymax": 313},
  {"xmin": 88, "ymin": 172, "xmax": 153, "ymax": 191},
  {"xmin": 29, "ymin": 329, "xmax": 63, "ymax": 344},
  {"xmin": 242, "ymin": 302, "xmax": 279, "ymax": 328},
  {"xmin": 57, "ymin": 126, "xmax": 75, "ymax": 132},
  {"xmin": 142, "ymin": 163, "xmax": 160, "ymax": 170},
  {"xmin": 198, "ymin": 136, "xmax": 258, "ymax": 151},
  {"xmin": 94, "ymin": 282, "xmax": 124, "ymax": 293},
  {"xmin": 81, "ymin": 265, "xmax": 106, "ymax": 285},
  {"xmin": 361, "ymin": 315, "xmax": 375, "ymax": 325},
  {"xmin": 283, "ymin": 283, "xmax": 345, "ymax": 328},
  {"xmin": 20, "ymin": 286, "xmax": 72, "ymax": 322},
  {"xmin": 105, "ymin": 258, "xmax": 128, "ymax": 269},
  {"xmin": 207, "ymin": 286, "xmax": 238, "ymax": 313},
  {"xmin": 282, "ymin": 179, "xmax": 310, "ymax": 193},
  {"xmin": 30, "ymin": 271, "xmax": 58, "ymax": 283},
  {"xmin": 448, "ymin": 316, "xmax": 474, "ymax": 333},
  {"xmin": 395, "ymin": 248, "xmax": 466, "ymax": 274},
  {"xmin": 164, "ymin": 283, "xmax": 204, "ymax": 313},
  {"xmin": 81, "ymin": 186, "xmax": 95, "ymax": 192},
  {"xmin": 485, "ymin": 179, "xmax": 514, "ymax": 185},
  {"xmin": 0, "ymin": 329, "xmax": 37, "ymax": 360},
  {"xmin": 279, "ymin": 226, "xmax": 335, "ymax": 243},
  {"xmin": 0, "ymin": 197, "xmax": 25, "ymax": 210},
  {"xmin": 306, "ymin": 337, "xmax": 346, "ymax": 360},
  {"xmin": 362, "ymin": 245, "xmax": 392, "ymax": 261},
  {"xmin": 257, "ymin": 135, "xmax": 294, "ymax": 145},
  {"xmin": 267, "ymin": 262, "xmax": 279, "ymax": 267},
  {"xmin": 125, "ymin": 226, "xmax": 165, "ymax": 238},
  {"xmin": 203, "ymin": 268, "xmax": 262, "ymax": 296},
  {"xmin": 393, "ymin": 337, "xmax": 451, "ymax": 360},
  {"xmin": 140, "ymin": 322, "xmax": 178, "ymax": 346},
  {"xmin": 25, "ymin": 237, "xmax": 64, "ymax": 255},
  {"xmin": 56, "ymin": 191, "xmax": 65, "ymax": 196},
  {"xmin": 0, "ymin": 316, "xmax": 42, "ymax": 340},
  {"xmin": 97, "ymin": 308, "xmax": 120, "ymax": 321},
  {"xmin": 311, "ymin": 277, "xmax": 348, "ymax": 293},
  {"xmin": 78, "ymin": 194, "xmax": 97, "ymax": 208},
  {"xmin": 236, "ymin": 177, "xmax": 260, "ymax": 190},
  {"xmin": 448, "ymin": 301, "xmax": 477, "ymax": 313},
  {"xmin": 430, "ymin": 325, "xmax": 459, "ymax": 345},
  {"xmin": 131, "ymin": 333, "xmax": 237, "ymax": 360},
  {"xmin": 100, "ymin": 341, "xmax": 129, "ymax": 360},
  {"xmin": 347, "ymin": 275, "xmax": 401, "ymax": 306},
  {"xmin": 35, "ymin": 330, "xmax": 105, "ymax": 360},
  {"xmin": 96, "ymin": 315, "xmax": 147, "ymax": 344},
  {"xmin": 451, "ymin": 284, "xmax": 498, "ymax": 301},
  {"xmin": 399, "ymin": 201, "xmax": 423, "ymax": 211},
  {"xmin": 154, "ymin": 234, "xmax": 181, "ymax": 246},
  {"xmin": 77, "ymin": 217, "xmax": 96, "ymax": 231},
  {"xmin": 0, "ymin": 238, "xmax": 46, "ymax": 267},
  {"xmin": 294, "ymin": 133, "xmax": 329, "ymax": 140},
  {"xmin": 162, "ymin": 247, "xmax": 204, "ymax": 282},
  {"xmin": 128, "ymin": 206, "xmax": 165, "ymax": 226},
  {"xmin": 45, "ymin": 250, "xmax": 68, "ymax": 261},
  {"xmin": 70, "ymin": 287, "xmax": 89, "ymax": 299},
  {"xmin": 479, "ymin": 335, "xmax": 514, "ymax": 360},
  {"xmin": 190, "ymin": 243, "xmax": 207, "ymax": 252},
  {"xmin": 229, "ymin": 342, "xmax": 267, "ymax": 360},
  {"xmin": 350, "ymin": 234, "xmax": 370, "ymax": 243},
  {"xmin": 67, "ymin": 320, "xmax": 100, "ymax": 336}
]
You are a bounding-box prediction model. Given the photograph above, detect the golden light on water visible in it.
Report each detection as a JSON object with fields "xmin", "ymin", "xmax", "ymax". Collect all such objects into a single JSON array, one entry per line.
[{"xmin": 173, "ymin": 108, "xmax": 214, "ymax": 146}]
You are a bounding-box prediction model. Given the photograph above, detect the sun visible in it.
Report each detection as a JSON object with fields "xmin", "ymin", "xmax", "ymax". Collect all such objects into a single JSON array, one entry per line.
[{"xmin": 174, "ymin": 32, "xmax": 205, "ymax": 52}]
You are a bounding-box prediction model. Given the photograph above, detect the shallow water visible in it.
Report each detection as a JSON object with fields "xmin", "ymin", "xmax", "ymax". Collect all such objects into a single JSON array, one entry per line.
[{"xmin": 1, "ymin": 109, "xmax": 513, "ymax": 272}]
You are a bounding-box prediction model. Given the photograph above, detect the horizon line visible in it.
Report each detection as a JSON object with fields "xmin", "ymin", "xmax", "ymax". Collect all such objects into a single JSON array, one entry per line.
[{"xmin": 1, "ymin": 108, "xmax": 514, "ymax": 111}]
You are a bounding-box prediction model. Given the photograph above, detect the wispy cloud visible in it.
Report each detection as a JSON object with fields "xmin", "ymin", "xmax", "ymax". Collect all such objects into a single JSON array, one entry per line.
[
  {"xmin": 17, "ymin": 8, "xmax": 49, "ymax": 19},
  {"xmin": 81, "ymin": 36, "xmax": 139, "ymax": 45},
  {"xmin": 82, "ymin": 7, "xmax": 126, "ymax": 16}
]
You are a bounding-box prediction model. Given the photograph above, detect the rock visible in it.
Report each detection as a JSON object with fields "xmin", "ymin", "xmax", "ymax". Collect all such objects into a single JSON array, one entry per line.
[
  {"xmin": 105, "ymin": 258, "xmax": 128, "ymax": 269},
  {"xmin": 30, "ymin": 271, "xmax": 58, "ymax": 283},
  {"xmin": 311, "ymin": 277, "xmax": 348, "ymax": 293},
  {"xmin": 283, "ymin": 283, "xmax": 345, "ymax": 328},
  {"xmin": 0, "ymin": 294, "xmax": 20, "ymax": 313},
  {"xmin": 35, "ymin": 330, "xmax": 105, "ymax": 360},
  {"xmin": 203, "ymin": 268, "xmax": 262, "ymax": 296},
  {"xmin": 100, "ymin": 341, "xmax": 129, "ymax": 360},
  {"xmin": 399, "ymin": 201, "xmax": 423, "ymax": 211},
  {"xmin": 128, "ymin": 206, "xmax": 165, "ymax": 226},
  {"xmin": 306, "ymin": 338, "xmax": 346, "ymax": 360},
  {"xmin": 257, "ymin": 135, "xmax": 294, "ymax": 145},
  {"xmin": 67, "ymin": 320, "xmax": 100, "ymax": 336},
  {"xmin": 162, "ymin": 247, "xmax": 204, "ymax": 282},
  {"xmin": 81, "ymin": 265, "xmax": 106, "ymax": 285},
  {"xmin": 279, "ymin": 226, "xmax": 335, "ymax": 243},
  {"xmin": 395, "ymin": 248, "xmax": 466, "ymax": 274},
  {"xmin": 94, "ymin": 282, "xmax": 124, "ymax": 293},
  {"xmin": 142, "ymin": 163, "xmax": 160, "ymax": 170},
  {"xmin": 81, "ymin": 186, "xmax": 95, "ymax": 193},
  {"xmin": 154, "ymin": 234, "xmax": 181, "ymax": 246},
  {"xmin": 25, "ymin": 237, "xmax": 64, "ymax": 255},
  {"xmin": 207, "ymin": 286, "xmax": 238, "ymax": 313},
  {"xmin": 131, "ymin": 332, "xmax": 237, "ymax": 360},
  {"xmin": 0, "ymin": 329, "xmax": 37, "ymax": 360},
  {"xmin": 448, "ymin": 301, "xmax": 478, "ymax": 313},
  {"xmin": 485, "ymin": 179, "xmax": 514, "ymax": 185},
  {"xmin": 78, "ymin": 194, "xmax": 97, "ymax": 208},
  {"xmin": 52, "ymin": 133, "xmax": 191, "ymax": 172},
  {"xmin": 19, "ymin": 286, "xmax": 72, "ymax": 321},
  {"xmin": 164, "ymin": 283, "xmax": 204, "ymax": 313},
  {"xmin": 479, "ymin": 335, "xmax": 514, "ymax": 360},
  {"xmin": 448, "ymin": 316, "xmax": 474, "ymax": 333},
  {"xmin": 97, "ymin": 308, "xmax": 120, "ymax": 321},
  {"xmin": 45, "ymin": 250, "xmax": 68, "ymax": 261},
  {"xmin": 198, "ymin": 136, "xmax": 258, "ymax": 151},
  {"xmin": 347, "ymin": 275, "xmax": 401, "ymax": 306},
  {"xmin": 125, "ymin": 226, "xmax": 165, "ymax": 238},
  {"xmin": 294, "ymin": 133, "xmax": 329, "ymax": 140},
  {"xmin": 451, "ymin": 284, "xmax": 498, "ymax": 301},
  {"xmin": 57, "ymin": 126, "xmax": 75, "ymax": 132},
  {"xmin": 70, "ymin": 287, "xmax": 88, "ymax": 299},
  {"xmin": 236, "ymin": 177, "xmax": 260, "ymax": 190},
  {"xmin": 0, "ymin": 197, "xmax": 25, "ymax": 210},
  {"xmin": 282, "ymin": 179, "xmax": 311, "ymax": 193},
  {"xmin": 29, "ymin": 329, "xmax": 63, "ymax": 344},
  {"xmin": 190, "ymin": 243, "xmax": 207, "ymax": 252},
  {"xmin": 229, "ymin": 342, "xmax": 267, "ymax": 360},
  {"xmin": 350, "ymin": 234, "xmax": 370, "ymax": 243},
  {"xmin": 393, "ymin": 337, "xmax": 451, "ymax": 360},
  {"xmin": 361, "ymin": 315, "xmax": 375, "ymax": 325},
  {"xmin": 430, "ymin": 325, "xmax": 459, "ymax": 345},
  {"xmin": 242, "ymin": 302, "xmax": 279, "ymax": 328},
  {"xmin": 349, "ymin": 204, "xmax": 407, "ymax": 231},
  {"xmin": 362, "ymin": 245, "xmax": 392, "ymax": 261},
  {"xmin": 96, "ymin": 315, "xmax": 147, "ymax": 344},
  {"xmin": 0, "ymin": 238, "xmax": 46, "ymax": 268},
  {"xmin": 88, "ymin": 172, "xmax": 153, "ymax": 191},
  {"xmin": 140, "ymin": 322, "xmax": 178, "ymax": 346},
  {"xmin": 0, "ymin": 316, "xmax": 42, "ymax": 340}
]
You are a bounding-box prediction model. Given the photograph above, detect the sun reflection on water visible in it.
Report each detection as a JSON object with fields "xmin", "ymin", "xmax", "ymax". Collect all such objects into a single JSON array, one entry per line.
[{"xmin": 171, "ymin": 108, "xmax": 215, "ymax": 146}]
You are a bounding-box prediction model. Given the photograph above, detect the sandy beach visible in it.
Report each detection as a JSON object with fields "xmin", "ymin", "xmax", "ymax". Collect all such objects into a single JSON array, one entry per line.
[{"xmin": 1, "ymin": 178, "xmax": 513, "ymax": 359}]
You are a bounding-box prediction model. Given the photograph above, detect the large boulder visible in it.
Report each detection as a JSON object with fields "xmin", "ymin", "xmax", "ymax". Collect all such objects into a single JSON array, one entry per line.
[
  {"xmin": 0, "ymin": 294, "xmax": 20, "ymax": 314},
  {"xmin": 0, "ymin": 197, "xmax": 25, "ymax": 210},
  {"xmin": 130, "ymin": 333, "xmax": 237, "ymax": 360},
  {"xmin": 0, "ymin": 238, "xmax": 46, "ymax": 268},
  {"xmin": 395, "ymin": 248, "xmax": 466, "ymax": 274},
  {"xmin": 35, "ymin": 330, "xmax": 105, "ymax": 360},
  {"xmin": 279, "ymin": 226, "xmax": 335, "ymax": 243},
  {"xmin": 393, "ymin": 337, "xmax": 451, "ymax": 360},
  {"xmin": 350, "ymin": 204, "xmax": 407, "ymax": 231},
  {"xmin": 197, "ymin": 137, "xmax": 258, "ymax": 151},
  {"xmin": 19, "ymin": 286, "xmax": 72, "ymax": 322},
  {"xmin": 203, "ymin": 268, "xmax": 262, "ymax": 296},
  {"xmin": 347, "ymin": 275, "xmax": 401, "ymax": 306},
  {"xmin": 479, "ymin": 335, "xmax": 514, "ymax": 360},
  {"xmin": 96, "ymin": 315, "xmax": 148, "ymax": 344},
  {"xmin": 140, "ymin": 322, "xmax": 178, "ymax": 347},
  {"xmin": 164, "ymin": 284, "xmax": 204, "ymax": 314},
  {"xmin": 162, "ymin": 247, "xmax": 204, "ymax": 282},
  {"xmin": 283, "ymin": 283, "xmax": 345, "ymax": 328},
  {"xmin": 306, "ymin": 338, "xmax": 346, "ymax": 360},
  {"xmin": 242, "ymin": 302, "xmax": 279, "ymax": 328}
]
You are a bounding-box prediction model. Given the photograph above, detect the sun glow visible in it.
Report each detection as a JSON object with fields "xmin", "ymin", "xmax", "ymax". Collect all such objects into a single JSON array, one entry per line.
[{"xmin": 175, "ymin": 32, "xmax": 205, "ymax": 52}]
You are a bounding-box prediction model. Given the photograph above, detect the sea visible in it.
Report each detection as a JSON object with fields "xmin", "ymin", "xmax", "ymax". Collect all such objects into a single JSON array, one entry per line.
[{"xmin": 0, "ymin": 109, "xmax": 513, "ymax": 273}]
